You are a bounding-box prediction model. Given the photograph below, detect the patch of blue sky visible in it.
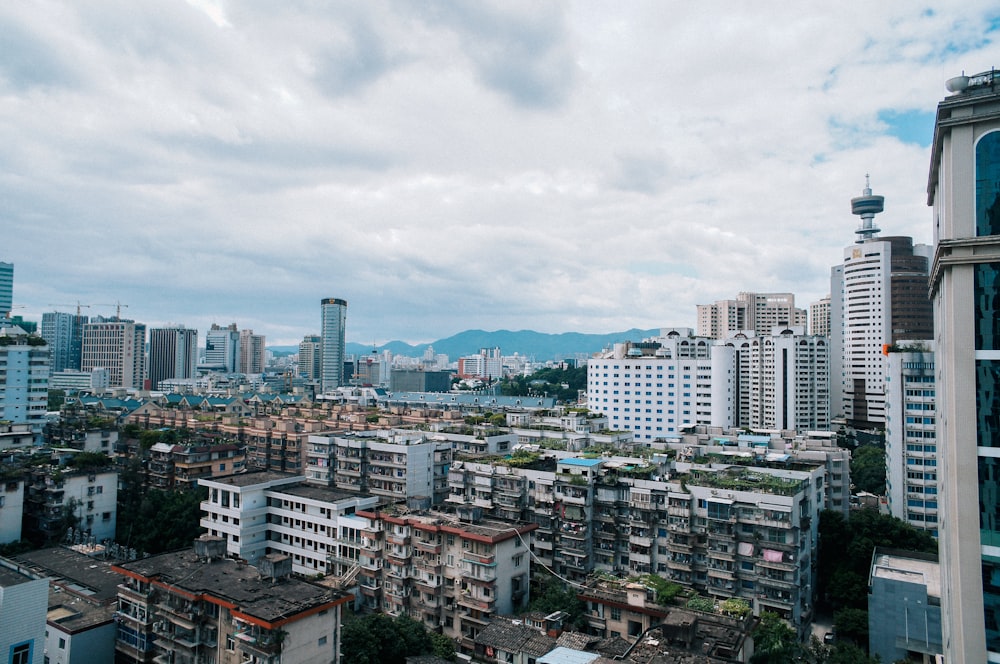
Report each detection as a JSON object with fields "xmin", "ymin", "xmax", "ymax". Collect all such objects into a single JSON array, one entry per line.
[{"xmin": 877, "ymin": 109, "xmax": 935, "ymax": 148}]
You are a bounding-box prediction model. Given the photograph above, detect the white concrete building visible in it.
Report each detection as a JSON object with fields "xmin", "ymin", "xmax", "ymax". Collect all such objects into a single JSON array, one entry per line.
[
  {"xmin": 199, "ymin": 471, "xmax": 379, "ymax": 577},
  {"xmin": 809, "ymin": 296, "xmax": 831, "ymax": 337},
  {"xmin": 587, "ymin": 329, "xmax": 714, "ymax": 441},
  {"xmin": 697, "ymin": 292, "xmax": 807, "ymax": 339},
  {"xmin": 0, "ymin": 479, "xmax": 24, "ymax": 544},
  {"xmin": 80, "ymin": 317, "xmax": 146, "ymax": 390}
]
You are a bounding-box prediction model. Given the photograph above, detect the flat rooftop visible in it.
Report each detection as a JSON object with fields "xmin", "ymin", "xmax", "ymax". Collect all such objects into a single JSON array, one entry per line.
[
  {"xmin": 116, "ymin": 549, "xmax": 345, "ymax": 623},
  {"xmin": 872, "ymin": 551, "xmax": 941, "ymax": 598},
  {"xmin": 200, "ymin": 471, "xmax": 303, "ymax": 488},
  {"xmin": 13, "ymin": 547, "xmax": 122, "ymax": 602},
  {"xmin": 275, "ymin": 483, "xmax": 374, "ymax": 505}
]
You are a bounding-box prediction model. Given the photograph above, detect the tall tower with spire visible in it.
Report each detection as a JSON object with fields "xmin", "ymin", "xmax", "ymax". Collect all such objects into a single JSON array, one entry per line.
[
  {"xmin": 830, "ymin": 178, "xmax": 933, "ymax": 429},
  {"xmin": 851, "ymin": 174, "xmax": 885, "ymax": 241}
]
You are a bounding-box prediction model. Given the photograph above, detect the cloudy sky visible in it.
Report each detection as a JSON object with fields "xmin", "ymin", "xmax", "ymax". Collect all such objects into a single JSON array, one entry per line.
[{"xmin": 4, "ymin": 2, "xmax": 999, "ymax": 347}]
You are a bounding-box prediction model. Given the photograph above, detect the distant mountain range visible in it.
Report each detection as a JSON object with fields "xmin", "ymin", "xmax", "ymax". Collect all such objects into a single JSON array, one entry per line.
[{"xmin": 269, "ymin": 328, "xmax": 660, "ymax": 362}]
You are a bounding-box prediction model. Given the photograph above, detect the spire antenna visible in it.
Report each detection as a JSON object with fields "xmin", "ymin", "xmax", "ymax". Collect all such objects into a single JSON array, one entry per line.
[{"xmin": 851, "ymin": 175, "xmax": 884, "ymax": 242}]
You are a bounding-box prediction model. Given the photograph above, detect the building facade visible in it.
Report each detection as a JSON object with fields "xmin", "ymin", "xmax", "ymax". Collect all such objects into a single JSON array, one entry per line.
[
  {"xmin": 867, "ymin": 548, "xmax": 942, "ymax": 663},
  {"xmin": 697, "ymin": 292, "xmax": 807, "ymax": 339},
  {"xmin": 830, "ymin": 182, "xmax": 933, "ymax": 429},
  {"xmin": 41, "ymin": 311, "xmax": 88, "ymax": 373},
  {"xmin": 320, "ymin": 298, "xmax": 347, "ymax": 393},
  {"xmin": 203, "ymin": 323, "xmax": 240, "ymax": 372},
  {"xmin": 239, "ymin": 329, "xmax": 266, "ymax": 375},
  {"xmin": 0, "ymin": 328, "xmax": 50, "ymax": 444},
  {"xmin": 148, "ymin": 327, "xmax": 198, "ymax": 391},
  {"xmin": 927, "ymin": 68, "xmax": 1000, "ymax": 661},
  {"xmin": 0, "ymin": 261, "xmax": 12, "ymax": 319},
  {"xmin": 80, "ymin": 317, "xmax": 146, "ymax": 390},
  {"xmin": 808, "ymin": 296, "xmax": 830, "ymax": 337},
  {"xmin": 884, "ymin": 343, "xmax": 938, "ymax": 537},
  {"xmin": 113, "ymin": 536, "xmax": 350, "ymax": 664},
  {"xmin": 0, "ymin": 557, "xmax": 48, "ymax": 664},
  {"xmin": 298, "ymin": 334, "xmax": 322, "ymax": 381}
]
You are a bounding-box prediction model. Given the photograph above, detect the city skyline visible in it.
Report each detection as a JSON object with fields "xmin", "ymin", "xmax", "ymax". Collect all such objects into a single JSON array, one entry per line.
[{"xmin": 3, "ymin": 3, "xmax": 999, "ymax": 345}]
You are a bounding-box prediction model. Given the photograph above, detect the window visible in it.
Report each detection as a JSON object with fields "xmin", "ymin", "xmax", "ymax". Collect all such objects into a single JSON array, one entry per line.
[
  {"xmin": 318, "ymin": 636, "xmax": 328, "ymax": 646},
  {"xmin": 10, "ymin": 642, "xmax": 32, "ymax": 664},
  {"xmin": 96, "ymin": 486, "xmax": 103, "ymax": 494},
  {"xmin": 610, "ymin": 607, "xmax": 622, "ymax": 621},
  {"xmin": 226, "ymin": 635, "xmax": 235, "ymax": 651},
  {"xmin": 59, "ymin": 638, "xmax": 66, "ymax": 649}
]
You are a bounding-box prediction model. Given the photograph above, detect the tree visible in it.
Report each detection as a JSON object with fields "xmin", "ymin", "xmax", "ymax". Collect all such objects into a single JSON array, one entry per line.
[
  {"xmin": 526, "ymin": 572, "xmax": 587, "ymax": 628},
  {"xmin": 47, "ymin": 389, "xmax": 65, "ymax": 411},
  {"xmin": 750, "ymin": 612, "xmax": 800, "ymax": 664},
  {"xmin": 851, "ymin": 445, "xmax": 886, "ymax": 495},
  {"xmin": 339, "ymin": 613, "xmax": 446, "ymax": 664},
  {"xmin": 833, "ymin": 607, "xmax": 869, "ymax": 646},
  {"xmin": 117, "ymin": 484, "xmax": 207, "ymax": 555}
]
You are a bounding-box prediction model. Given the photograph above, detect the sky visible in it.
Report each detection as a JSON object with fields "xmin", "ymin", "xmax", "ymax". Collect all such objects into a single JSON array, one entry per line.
[{"xmin": 4, "ymin": 2, "xmax": 1000, "ymax": 347}]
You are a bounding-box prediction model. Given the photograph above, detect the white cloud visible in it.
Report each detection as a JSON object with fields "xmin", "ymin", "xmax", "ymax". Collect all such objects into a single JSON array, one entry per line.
[{"xmin": 3, "ymin": 1, "xmax": 999, "ymax": 346}]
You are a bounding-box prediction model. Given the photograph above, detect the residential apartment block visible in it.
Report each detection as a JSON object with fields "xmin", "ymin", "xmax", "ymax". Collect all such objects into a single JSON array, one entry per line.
[
  {"xmin": 198, "ymin": 471, "xmax": 378, "ymax": 576},
  {"xmin": 0, "ymin": 326, "xmax": 50, "ymax": 444},
  {"xmin": 588, "ymin": 327, "xmax": 830, "ymax": 441},
  {"xmin": 351, "ymin": 504, "xmax": 536, "ymax": 650},
  {"xmin": 697, "ymin": 292, "xmax": 807, "ymax": 339},
  {"xmin": 445, "ymin": 438, "xmax": 837, "ymax": 637},
  {"xmin": 307, "ymin": 429, "xmax": 453, "ymax": 504},
  {"xmin": 23, "ymin": 468, "xmax": 118, "ymax": 544},
  {"xmin": 113, "ymin": 535, "xmax": 351, "ymax": 664}
]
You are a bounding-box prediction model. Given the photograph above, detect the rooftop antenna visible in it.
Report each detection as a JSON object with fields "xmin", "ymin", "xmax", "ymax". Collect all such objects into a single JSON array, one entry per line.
[{"xmin": 851, "ymin": 174, "xmax": 884, "ymax": 243}]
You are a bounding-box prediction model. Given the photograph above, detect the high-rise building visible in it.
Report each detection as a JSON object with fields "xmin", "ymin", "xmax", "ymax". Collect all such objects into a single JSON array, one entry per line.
[
  {"xmin": 883, "ymin": 342, "xmax": 937, "ymax": 537},
  {"xmin": 927, "ymin": 68, "xmax": 1000, "ymax": 662},
  {"xmin": 830, "ymin": 181, "xmax": 933, "ymax": 429},
  {"xmin": 238, "ymin": 328, "xmax": 265, "ymax": 374},
  {"xmin": 0, "ymin": 261, "xmax": 12, "ymax": 319},
  {"xmin": 80, "ymin": 316, "xmax": 146, "ymax": 389},
  {"xmin": 714, "ymin": 327, "xmax": 830, "ymax": 432},
  {"xmin": 298, "ymin": 334, "xmax": 322, "ymax": 380},
  {"xmin": 203, "ymin": 323, "xmax": 239, "ymax": 372},
  {"xmin": 809, "ymin": 296, "xmax": 831, "ymax": 337},
  {"xmin": 696, "ymin": 292, "xmax": 807, "ymax": 339},
  {"xmin": 320, "ymin": 298, "xmax": 347, "ymax": 393},
  {"xmin": 457, "ymin": 347, "xmax": 503, "ymax": 379},
  {"xmin": 0, "ymin": 326, "xmax": 50, "ymax": 444},
  {"xmin": 41, "ymin": 311, "xmax": 88, "ymax": 372},
  {"xmin": 148, "ymin": 327, "xmax": 198, "ymax": 390}
]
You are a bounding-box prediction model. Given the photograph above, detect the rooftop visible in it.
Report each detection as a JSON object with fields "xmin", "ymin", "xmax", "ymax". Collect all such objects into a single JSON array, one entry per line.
[
  {"xmin": 871, "ymin": 548, "xmax": 941, "ymax": 598},
  {"xmin": 115, "ymin": 548, "xmax": 346, "ymax": 624},
  {"xmin": 13, "ymin": 547, "xmax": 122, "ymax": 602},
  {"xmin": 199, "ymin": 470, "xmax": 302, "ymax": 488}
]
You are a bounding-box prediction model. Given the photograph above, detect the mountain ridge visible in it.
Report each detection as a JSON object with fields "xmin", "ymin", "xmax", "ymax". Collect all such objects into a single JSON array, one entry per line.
[{"xmin": 270, "ymin": 327, "xmax": 661, "ymax": 362}]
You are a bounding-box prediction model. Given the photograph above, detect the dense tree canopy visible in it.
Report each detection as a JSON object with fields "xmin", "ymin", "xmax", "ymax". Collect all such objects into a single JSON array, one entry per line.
[
  {"xmin": 116, "ymin": 458, "xmax": 206, "ymax": 554},
  {"xmin": 818, "ymin": 508, "xmax": 937, "ymax": 611},
  {"xmin": 850, "ymin": 445, "xmax": 886, "ymax": 495},
  {"xmin": 526, "ymin": 571, "xmax": 588, "ymax": 629},
  {"xmin": 500, "ymin": 366, "xmax": 587, "ymax": 403},
  {"xmin": 340, "ymin": 613, "xmax": 454, "ymax": 663}
]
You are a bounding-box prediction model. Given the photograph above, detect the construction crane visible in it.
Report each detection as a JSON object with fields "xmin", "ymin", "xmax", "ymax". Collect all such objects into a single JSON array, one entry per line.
[
  {"xmin": 48, "ymin": 301, "xmax": 92, "ymax": 317},
  {"xmin": 93, "ymin": 302, "xmax": 129, "ymax": 319}
]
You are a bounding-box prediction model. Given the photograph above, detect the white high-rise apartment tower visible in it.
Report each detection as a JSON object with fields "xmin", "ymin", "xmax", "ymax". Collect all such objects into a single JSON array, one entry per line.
[
  {"xmin": 320, "ymin": 298, "xmax": 347, "ymax": 393},
  {"xmin": 928, "ymin": 68, "xmax": 1000, "ymax": 662}
]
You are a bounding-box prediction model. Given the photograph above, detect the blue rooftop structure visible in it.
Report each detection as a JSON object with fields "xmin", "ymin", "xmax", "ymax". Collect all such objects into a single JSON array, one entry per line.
[
  {"xmin": 537, "ymin": 648, "xmax": 600, "ymax": 664},
  {"xmin": 559, "ymin": 458, "xmax": 604, "ymax": 467}
]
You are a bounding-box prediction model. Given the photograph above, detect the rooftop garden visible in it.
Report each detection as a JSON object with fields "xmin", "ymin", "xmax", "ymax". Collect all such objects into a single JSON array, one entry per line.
[{"xmin": 686, "ymin": 468, "xmax": 805, "ymax": 496}]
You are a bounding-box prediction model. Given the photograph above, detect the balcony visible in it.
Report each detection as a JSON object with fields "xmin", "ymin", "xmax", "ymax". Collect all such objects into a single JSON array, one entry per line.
[{"xmin": 457, "ymin": 593, "xmax": 495, "ymax": 612}]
